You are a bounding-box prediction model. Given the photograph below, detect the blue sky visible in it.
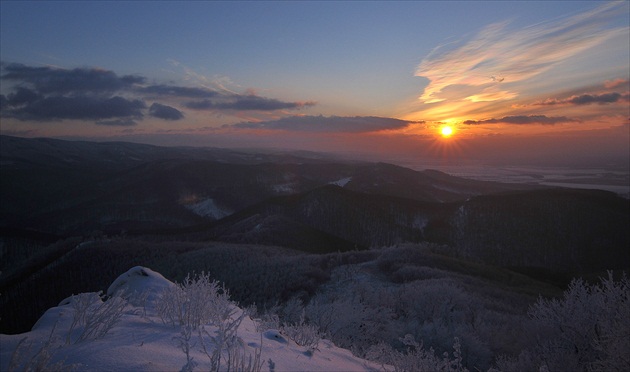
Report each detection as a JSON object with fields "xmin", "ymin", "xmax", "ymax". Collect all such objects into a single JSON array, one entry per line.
[{"xmin": 1, "ymin": 1, "xmax": 628, "ymax": 166}]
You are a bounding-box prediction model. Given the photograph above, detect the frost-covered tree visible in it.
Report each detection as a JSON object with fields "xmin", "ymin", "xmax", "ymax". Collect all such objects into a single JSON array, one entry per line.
[{"xmin": 496, "ymin": 272, "xmax": 629, "ymax": 371}]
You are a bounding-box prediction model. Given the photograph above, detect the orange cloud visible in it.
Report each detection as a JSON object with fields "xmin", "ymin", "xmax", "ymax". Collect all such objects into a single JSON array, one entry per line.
[
  {"xmin": 463, "ymin": 115, "xmax": 578, "ymax": 125},
  {"xmin": 604, "ymin": 78, "xmax": 629, "ymax": 89},
  {"xmin": 412, "ymin": 2, "xmax": 627, "ymax": 121},
  {"xmin": 465, "ymin": 88, "xmax": 518, "ymax": 103}
]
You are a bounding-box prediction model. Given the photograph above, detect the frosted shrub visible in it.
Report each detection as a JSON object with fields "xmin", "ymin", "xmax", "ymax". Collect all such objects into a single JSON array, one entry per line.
[
  {"xmin": 225, "ymin": 338, "xmax": 263, "ymax": 372},
  {"xmin": 282, "ymin": 311, "xmax": 321, "ymax": 352},
  {"xmin": 157, "ymin": 272, "xmax": 262, "ymax": 371},
  {"xmin": 497, "ymin": 271, "xmax": 629, "ymax": 371},
  {"xmin": 304, "ymin": 297, "xmax": 335, "ymax": 337},
  {"xmin": 175, "ymin": 325, "xmax": 197, "ymax": 372},
  {"xmin": 366, "ymin": 335, "xmax": 467, "ymax": 372},
  {"xmin": 281, "ymin": 297, "xmax": 304, "ymax": 324},
  {"xmin": 157, "ymin": 272, "xmax": 231, "ymax": 329},
  {"xmin": 66, "ymin": 291, "xmax": 127, "ymax": 344},
  {"xmin": 198, "ymin": 307, "xmax": 260, "ymax": 371},
  {"xmin": 530, "ymin": 272, "xmax": 629, "ymax": 371},
  {"xmin": 255, "ymin": 312, "xmax": 280, "ymax": 333}
]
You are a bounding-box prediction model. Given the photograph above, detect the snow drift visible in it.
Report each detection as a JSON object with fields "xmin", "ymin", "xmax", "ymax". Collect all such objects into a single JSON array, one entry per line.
[{"xmin": 0, "ymin": 266, "xmax": 386, "ymax": 371}]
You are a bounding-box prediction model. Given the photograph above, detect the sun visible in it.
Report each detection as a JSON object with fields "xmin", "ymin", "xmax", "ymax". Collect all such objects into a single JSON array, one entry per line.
[{"xmin": 440, "ymin": 125, "xmax": 454, "ymax": 138}]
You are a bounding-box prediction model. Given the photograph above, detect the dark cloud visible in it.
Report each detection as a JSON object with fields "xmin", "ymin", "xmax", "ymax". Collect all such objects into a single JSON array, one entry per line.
[
  {"xmin": 95, "ymin": 118, "xmax": 138, "ymax": 126},
  {"xmin": 139, "ymin": 84, "xmax": 218, "ymax": 98},
  {"xmin": 8, "ymin": 95, "xmax": 145, "ymax": 121},
  {"xmin": 535, "ymin": 92, "xmax": 628, "ymax": 106},
  {"xmin": 0, "ymin": 63, "xmax": 145, "ymax": 122},
  {"xmin": 184, "ymin": 99, "xmax": 215, "ymax": 110},
  {"xmin": 1, "ymin": 63, "xmax": 144, "ymax": 95},
  {"xmin": 0, "ymin": 62, "xmax": 316, "ymax": 124},
  {"xmin": 7, "ymin": 87, "xmax": 43, "ymax": 105},
  {"xmin": 186, "ymin": 94, "xmax": 316, "ymax": 111},
  {"xmin": 232, "ymin": 115, "xmax": 418, "ymax": 133},
  {"xmin": 464, "ymin": 115, "xmax": 578, "ymax": 125},
  {"xmin": 149, "ymin": 103, "xmax": 184, "ymax": 120}
]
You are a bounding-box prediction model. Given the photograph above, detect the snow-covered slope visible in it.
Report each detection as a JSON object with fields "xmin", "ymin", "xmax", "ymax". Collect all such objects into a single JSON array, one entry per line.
[
  {"xmin": 184, "ymin": 198, "xmax": 232, "ymax": 219},
  {"xmin": 0, "ymin": 267, "xmax": 386, "ymax": 371}
]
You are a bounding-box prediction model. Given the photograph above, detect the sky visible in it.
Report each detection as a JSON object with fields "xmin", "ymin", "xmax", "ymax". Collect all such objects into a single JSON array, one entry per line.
[{"xmin": 1, "ymin": 1, "xmax": 629, "ymax": 168}]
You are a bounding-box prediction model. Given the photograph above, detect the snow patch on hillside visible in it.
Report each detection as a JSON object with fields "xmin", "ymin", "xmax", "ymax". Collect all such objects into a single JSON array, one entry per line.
[
  {"xmin": 412, "ymin": 215, "xmax": 428, "ymax": 232},
  {"xmin": 185, "ymin": 198, "xmax": 231, "ymax": 219},
  {"xmin": 273, "ymin": 183, "xmax": 295, "ymax": 193},
  {"xmin": 330, "ymin": 177, "xmax": 352, "ymax": 187},
  {"xmin": 0, "ymin": 266, "xmax": 386, "ymax": 372}
]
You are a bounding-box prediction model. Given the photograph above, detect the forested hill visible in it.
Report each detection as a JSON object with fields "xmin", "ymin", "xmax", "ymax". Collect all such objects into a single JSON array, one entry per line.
[
  {"xmin": 1, "ymin": 134, "xmax": 535, "ymax": 237},
  {"xmin": 2, "ymin": 135, "xmax": 628, "ymax": 275}
]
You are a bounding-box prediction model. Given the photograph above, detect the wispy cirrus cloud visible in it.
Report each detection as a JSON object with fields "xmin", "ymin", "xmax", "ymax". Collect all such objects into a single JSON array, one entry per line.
[
  {"xmin": 415, "ymin": 2, "xmax": 627, "ymax": 105},
  {"xmin": 186, "ymin": 95, "xmax": 315, "ymax": 112},
  {"xmin": 231, "ymin": 115, "xmax": 420, "ymax": 133},
  {"xmin": 463, "ymin": 115, "xmax": 578, "ymax": 125},
  {"xmin": 138, "ymin": 84, "xmax": 219, "ymax": 98}
]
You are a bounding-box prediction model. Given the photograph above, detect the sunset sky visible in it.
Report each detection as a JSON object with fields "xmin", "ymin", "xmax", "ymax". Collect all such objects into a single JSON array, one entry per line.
[{"xmin": 1, "ymin": 1, "xmax": 628, "ymax": 167}]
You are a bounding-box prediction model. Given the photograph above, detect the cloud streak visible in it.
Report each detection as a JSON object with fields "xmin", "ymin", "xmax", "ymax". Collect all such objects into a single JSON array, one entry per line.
[
  {"xmin": 463, "ymin": 115, "xmax": 578, "ymax": 125},
  {"xmin": 534, "ymin": 92, "xmax": 630, "ymax": 106},
  {"xmin": 186, "ymin": 95, "xmax": 315, "ymax": 112},
  {"xmin": 139, "ymin": 84, "xmax": 218, "ymax": 98},
  {"xmin": 415, "ymin": 2, "xmax": 627, "ymax": 104},
  {"xmin": 231, "ymin": 115, "xmax": 419, "ymax": 133}
]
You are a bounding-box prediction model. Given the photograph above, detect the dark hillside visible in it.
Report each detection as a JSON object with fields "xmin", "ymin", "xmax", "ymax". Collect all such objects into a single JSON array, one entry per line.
[
  {"xmin": 450, "ymin": 188, "xmax": 630, "ymax": 277},
  {"xmin": 203, "ymin": 184, "xmax": 456, "ymax": 249},
  {"xmin": 1, "ymin": 135, "xmax": 541, "ymax": 237}
]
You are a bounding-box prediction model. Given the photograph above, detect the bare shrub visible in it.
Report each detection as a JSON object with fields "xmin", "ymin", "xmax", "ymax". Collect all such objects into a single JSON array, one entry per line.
[
  {"xmin": 66, "ymin": 291, "xmax": 127, "ymax": 344},
  {"xmin": 8, "ymin": 321, "xmax": 80, "ymax": 371},
  {"xmin": 225, "ymin": 334, "xmax": 263, "ymax": 372},
  {"xmin": 197, "ymin": 306, "xmax": 246, "ymax": 370},
  {"xmin": 366, "ymin": 335, "xmax": 467, "ymax": 372}
]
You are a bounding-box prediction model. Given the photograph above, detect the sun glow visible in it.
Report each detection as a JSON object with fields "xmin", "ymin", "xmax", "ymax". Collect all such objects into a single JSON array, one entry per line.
[{"xmin": 440, "ymin": 125, "xmax": 454, "ymax": 138}]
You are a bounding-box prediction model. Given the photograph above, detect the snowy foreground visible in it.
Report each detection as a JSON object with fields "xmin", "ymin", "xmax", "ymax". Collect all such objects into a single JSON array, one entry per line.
[{"xmin": 1, "ymin": 267, "xmax": 387, "ymax": 371}]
